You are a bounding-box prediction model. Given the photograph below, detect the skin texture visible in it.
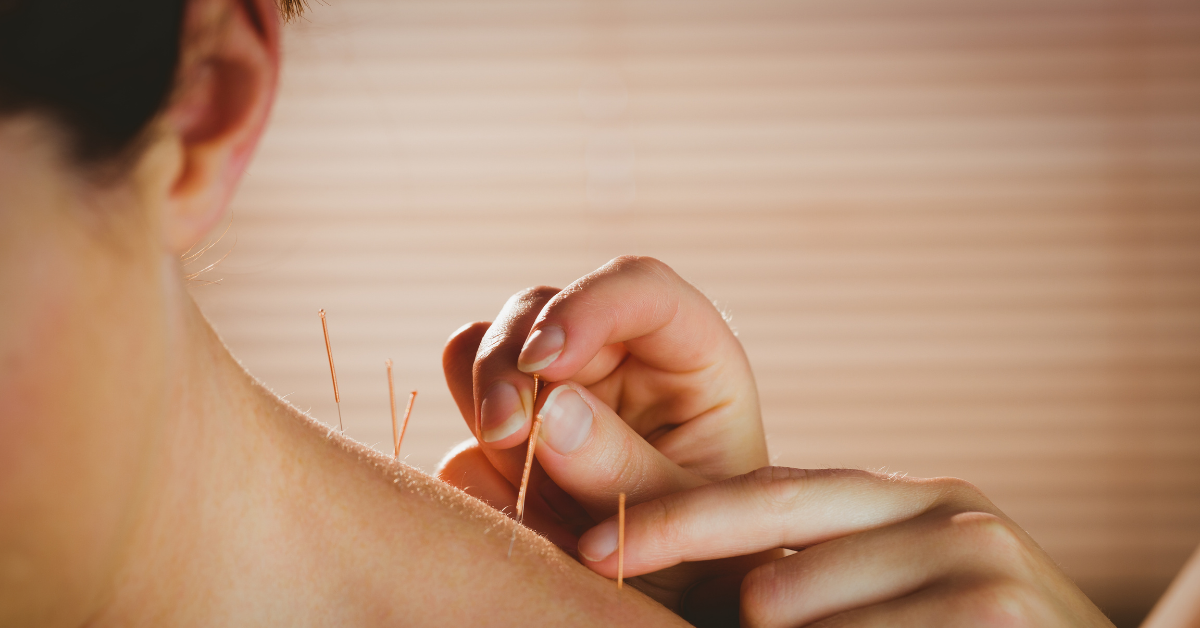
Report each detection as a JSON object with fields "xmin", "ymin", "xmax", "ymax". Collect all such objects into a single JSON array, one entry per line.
[
  {"xmin": 3, "ymin": 0, "xmax": 1186, "ymax": 624},
  {"xmin": 434, "ymin": 258, "xmax": 1175, "ymax": 626},
  {"xmin": 437, "ymin": 258, "xmax": 779, "ymax": 615},
  {"xmin": 0, "ymin": 0, "xmax": 690, "ymax": 625},
  {"xmin": 578, "ymin": 467, "xmax": 1119, "ymax": 628}
]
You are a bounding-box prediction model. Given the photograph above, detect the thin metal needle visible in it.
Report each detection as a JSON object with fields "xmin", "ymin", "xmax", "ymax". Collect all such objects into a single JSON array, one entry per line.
[
  {"xmin": 509, "ymin": 374, "xmax": 542, "ymax": 558},
  {"xmin": 618, "ymin": 492, "xmax": 626, "ymax": 590},
  {"xmin": 509, "ymin": 412, "xmax": 544, "ymax": 558},
  {"xmin": 397, "ymin": 391, "xmax": 417, "ymax": 457},
  {"xmin": 387, "ymin": 360, "xmax": 398, "ymax": 458},
  {"xmin": 319, "ymin": 309, "xmax": 343, "ymax": 432}
]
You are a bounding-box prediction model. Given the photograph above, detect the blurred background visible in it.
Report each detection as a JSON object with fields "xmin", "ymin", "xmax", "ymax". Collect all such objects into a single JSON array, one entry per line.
[{"xmin": 188, "ymin": 0, "xmax": 1200, "ymax": 624}]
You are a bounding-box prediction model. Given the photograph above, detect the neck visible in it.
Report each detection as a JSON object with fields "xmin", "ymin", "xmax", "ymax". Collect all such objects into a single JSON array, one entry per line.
[{"xmin": 91, "ymin": 286, "xmax": 353, "ymax": 624}]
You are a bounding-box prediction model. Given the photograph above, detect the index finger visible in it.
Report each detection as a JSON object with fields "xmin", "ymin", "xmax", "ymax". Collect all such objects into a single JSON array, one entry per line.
[
  {"xmin": 516, "ymin": 255, "xmax": 746, "ymax": 381},
  {"xmin": 577, "ymin": 467, "xmax": 997, "ymax": 578}
]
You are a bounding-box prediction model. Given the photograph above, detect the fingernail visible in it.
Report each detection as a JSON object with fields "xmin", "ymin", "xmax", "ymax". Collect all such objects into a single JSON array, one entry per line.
[
  {"xmin": 480, "ymin": 382, "xmax": 525, "ymax": 443},
  {"xmin": 518, "ymin": 326, "xmax": 565, "ymax": 372},
  {"xmin": 538, "ymin": 386, "xmax": 592, "ymax": 454},
  {"xmin": 578, "ymin": 520, "xmax": 618, "ymax": 562}
]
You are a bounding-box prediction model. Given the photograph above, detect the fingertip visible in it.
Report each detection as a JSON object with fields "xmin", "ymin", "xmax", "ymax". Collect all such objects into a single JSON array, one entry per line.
[
  {"xmin": 443, "ymin": 321, "xmax": 490, "ymax": 370},
  {"xmin": 477, "ymin": 376, "xmax": 546, "ymax": 450},
  {"xmin": 435, "ymin": 440, "xmax": 519, "ymax": 510},
  {"xmin": 479, "ymin": 381, "xmax": 525, "ymax": 442},
  {"xmin": 532, "ymin": 382, "xmax": 706, "ymax": 518},
  {"xmin": 435, "ymin": 438, "xmax": 483, "ymax": 481},
  {"xmin": 480, "ymin": 410, "xmax": 527, "ymax": 445},
  {"xmin": 445, "ymin": 320, "xmax": 490, "ymax": 350},
  {"xmin": 477, "ymin": 416, "xmax": 533, "ymax": 450},
  {"xmin": 537, "ymin": 384, "xmax": 595, "ymax": 455},
  {"xmin": 517, "ymin": 325, "xmax": 565, "ymax": 372},
  {"xmin": 578, "ymin": 519, "xmax": 619, "ymax": 564},
  {"xmin": 444, "ymin": 322, "xmax": 491, "ymax": 432}
]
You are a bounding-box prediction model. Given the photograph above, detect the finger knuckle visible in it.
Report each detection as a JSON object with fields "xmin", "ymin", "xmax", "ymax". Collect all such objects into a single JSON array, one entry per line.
[
  {"xmin": 514, "ymin": 285, "xmax": 560, "ymax": 303},
  {"xmin": 608, "ymin": 254, "xmax": 661, "ymax": 272},
  {"xmin": 433, "ymin": 439, "xmax": 484, "ymax": 484},
  {"xmin": 829, "ymin": 467, "xmax": 887, "ymax": 483},
  {"xmin": 445, "ymin": 321, "xmax": 489, "ymax": 345},
  {"xmin": 606, "ymin": 255, "xmax": 676, "ymax": 285},
  {"xmin": 443, "ymin": 322, "xmax": 489, "ymax": 364},
  {"xmin": 931, "ymin": 476, "xmax": 991, "ymax": 507},
  {"xmin": 737, "ymin": 467, "xmax": 887, "ymax": 520},
  {"xmin": 740, "ymin": 466, "xmax": 810, "ymax": 510},
  {"xmin": 957, "ymin": 579, "xmax": 1039, "ymax": 628},
  {"xmin": 584, "ymin": 444, "xmax": 637, "ymax": 491},
  {"xmin": 645, "ymin": 493, "xmax": 689, "ymax": 552},
  {"xmin": 948, "ymin": 511, "xmax": 1029, "ymax": 567}
]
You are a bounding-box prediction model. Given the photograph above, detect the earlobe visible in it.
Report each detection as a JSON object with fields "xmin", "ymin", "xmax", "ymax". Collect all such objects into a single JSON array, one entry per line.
[{"xmin": 160, "ymin": 0, "xmax": 279, "ymax": 255}]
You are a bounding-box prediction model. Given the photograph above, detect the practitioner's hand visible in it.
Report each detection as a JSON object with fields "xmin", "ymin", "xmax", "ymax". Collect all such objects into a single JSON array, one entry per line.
[
  {"xmin": 438, "ymin": 255, "xmax": 772, "ymax": 606},
  {"xmin": 578, "ymin": 466, "xmax": 1116, "ymax": 628}
]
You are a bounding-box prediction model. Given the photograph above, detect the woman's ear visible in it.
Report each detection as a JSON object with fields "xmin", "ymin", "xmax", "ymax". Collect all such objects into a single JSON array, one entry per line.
[{"xmin": 159, "ymin": 0, "xmax": 280, "ymax": 254}]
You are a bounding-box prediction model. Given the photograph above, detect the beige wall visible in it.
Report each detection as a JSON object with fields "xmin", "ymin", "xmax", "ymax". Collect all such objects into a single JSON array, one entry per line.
[{"xmin": 191, "ymin": 1, "xmax": 1200, "ymax": 624}]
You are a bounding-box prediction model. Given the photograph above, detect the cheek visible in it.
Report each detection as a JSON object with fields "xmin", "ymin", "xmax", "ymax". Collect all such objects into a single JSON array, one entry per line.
[
  {"xmin": 0, "ymin": 251, "xmax": 96, "ymax": 484},
  {"xmin": 0, "ymin": 230, "xmax": 168, "ymax": 617}
]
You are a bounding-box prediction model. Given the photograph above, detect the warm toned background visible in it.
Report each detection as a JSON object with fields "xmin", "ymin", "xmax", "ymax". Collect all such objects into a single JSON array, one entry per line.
[{"xmin": 189, "ymin": 0, "xmax": 1200, "ymax": 625}]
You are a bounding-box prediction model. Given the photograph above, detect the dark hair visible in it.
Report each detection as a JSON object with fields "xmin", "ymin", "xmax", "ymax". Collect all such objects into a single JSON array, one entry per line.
[
  {"xmin": 0, "ymin": 0, "xmax": 187, "ymax": 165},
  {"xmin": 0, "ymin": 0, "xmax": 306, "ymax": 167}
]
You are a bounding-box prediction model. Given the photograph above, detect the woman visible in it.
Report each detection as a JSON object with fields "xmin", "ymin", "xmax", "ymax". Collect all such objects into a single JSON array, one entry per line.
[
  {"xmin": 0, "ymin": 0, "xmax": 1132, "ymax": 625},
  {"xmin": 0, "ymin": 0, "xmax": 701, "ymax": 624}
]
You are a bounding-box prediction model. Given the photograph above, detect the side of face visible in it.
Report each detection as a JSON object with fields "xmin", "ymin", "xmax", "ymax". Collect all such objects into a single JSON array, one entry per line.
[
  {"xmin": 0, "ymin": 0, "xmax": 281, "ymax": 623},
  {"xmin": 0, "ymin": 116, "xmax": 174, "ymax": 625}
]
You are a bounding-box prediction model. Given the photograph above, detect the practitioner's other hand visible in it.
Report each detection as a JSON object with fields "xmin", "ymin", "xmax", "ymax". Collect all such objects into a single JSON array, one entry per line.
[
  {"xmin": 438, "ymin": 255, "xmax": 773, "ymax": 608},
  {"xmin": 579, "ymin": 467, "xmax": 1116, "ymax": 628}
]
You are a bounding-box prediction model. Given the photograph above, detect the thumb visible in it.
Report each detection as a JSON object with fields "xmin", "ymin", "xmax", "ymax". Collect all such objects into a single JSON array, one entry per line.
[{"xmin": 533, "ymin": 381, "xmax": 707, "ymax": 519}]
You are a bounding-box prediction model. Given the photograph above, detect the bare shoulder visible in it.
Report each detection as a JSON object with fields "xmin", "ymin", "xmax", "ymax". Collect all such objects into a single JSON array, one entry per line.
[{"xmin": 284, "ymin": 416, "xmax": 688, "ymax": 627}]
